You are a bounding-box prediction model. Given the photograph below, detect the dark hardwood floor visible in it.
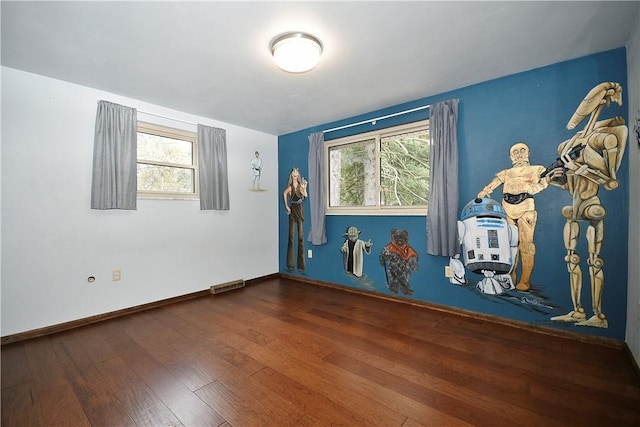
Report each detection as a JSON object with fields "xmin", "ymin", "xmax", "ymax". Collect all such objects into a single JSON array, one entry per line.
[{"xmin": 2, "ymin": 277, "xmax": 639, "ymax": 426}]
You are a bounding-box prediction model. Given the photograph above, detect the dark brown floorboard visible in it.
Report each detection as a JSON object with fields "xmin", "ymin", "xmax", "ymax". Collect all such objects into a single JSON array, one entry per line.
[{"xmin": 2, "ymin": 277, "xmax": 639, "ymax": 426}]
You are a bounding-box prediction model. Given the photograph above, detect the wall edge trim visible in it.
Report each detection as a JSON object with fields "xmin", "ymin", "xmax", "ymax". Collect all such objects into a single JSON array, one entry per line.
[{"xmin": 0, "ymin": 273, "xmax": 279, "ymax": 346}]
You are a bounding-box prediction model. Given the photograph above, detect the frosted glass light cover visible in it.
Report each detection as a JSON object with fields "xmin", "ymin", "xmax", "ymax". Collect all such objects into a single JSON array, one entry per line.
[{"xmin": 271, "ymin": 33, "xmax": 322, "ymax": 73}]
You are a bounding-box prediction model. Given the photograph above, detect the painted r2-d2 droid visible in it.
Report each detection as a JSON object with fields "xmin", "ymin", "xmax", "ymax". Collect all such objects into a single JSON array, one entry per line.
[{"xmin": 457, "ymin": 198, "xmax": 519, "ymax": 295}]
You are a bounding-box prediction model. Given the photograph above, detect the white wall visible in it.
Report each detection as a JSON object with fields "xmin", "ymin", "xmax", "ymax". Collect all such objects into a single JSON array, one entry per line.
[
  {"xmin": 626, "ymin": 12, "xmax": 640, "ymax": 366},
  {"xmin": 1, "ymin": 67, "xmax": 279, "ymax": 336}
]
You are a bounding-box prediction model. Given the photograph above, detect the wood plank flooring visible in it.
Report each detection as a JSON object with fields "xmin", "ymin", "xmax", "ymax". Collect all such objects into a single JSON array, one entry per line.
[{"xmin": 2, "ymin": 277, "xmax": 639, "ymax": 426}]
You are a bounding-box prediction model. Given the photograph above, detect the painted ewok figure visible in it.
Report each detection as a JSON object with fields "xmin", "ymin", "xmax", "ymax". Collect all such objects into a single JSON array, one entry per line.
[{"xmin": 379, "ymin": 229, "xmax": 419, "ymax": 295}]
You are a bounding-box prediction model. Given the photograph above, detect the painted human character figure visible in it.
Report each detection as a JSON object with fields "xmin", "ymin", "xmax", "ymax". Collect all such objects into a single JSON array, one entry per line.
[
  {"xmin": 341, "ymin": 226, "xmax": 372, "ymax": 277},
  {"xmin": 251, "ymin": 151, "xmax": 262, "ymax": 190},
  {"xmin": 283, "ymin": 167, "xmax": 308, "ymax": 272},
  {"xmin": 544, "ymin": 82, "xmax": 628, "ymax": 328},
  {"xmin": 379, "ymin": 229, "xmax": 419, "ymax": 295},
  {"xmin": 478, "ymin": 142, "xmax": 548, "ymax": 291}
]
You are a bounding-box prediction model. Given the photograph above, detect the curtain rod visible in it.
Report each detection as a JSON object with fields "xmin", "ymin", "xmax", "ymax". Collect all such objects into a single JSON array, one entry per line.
[
  {"xmin": 322, "ymin": 104, "xmax": 430, "ymax": 134},
  {"xmin": 137, "ymin": 110, "xmax": 198, "ymax": 126}
]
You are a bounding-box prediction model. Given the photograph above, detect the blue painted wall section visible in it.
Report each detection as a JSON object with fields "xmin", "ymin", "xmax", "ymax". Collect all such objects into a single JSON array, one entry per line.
[{"xmin": 278, "ymin": 48, "xmax": 629, "ymax": 340}]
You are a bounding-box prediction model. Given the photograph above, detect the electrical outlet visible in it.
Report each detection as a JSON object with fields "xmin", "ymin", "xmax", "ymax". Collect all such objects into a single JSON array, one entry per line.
[
  {"xmin": 308, "ymin": 249, "xmax": 313, "ymax": 259},
  {"xmin": 444, "ymin": 266, "xmax": 453, "ymax": 278},
  {"xmin": 112, "ymin": 270, "xmax": 121, "ymax": 281}
]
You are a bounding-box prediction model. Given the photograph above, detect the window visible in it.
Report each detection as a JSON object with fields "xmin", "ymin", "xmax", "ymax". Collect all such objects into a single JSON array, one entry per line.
[
  {"xmin": 325, "ymin": 120, "xmax": 429, "ymax": 215},
  {"xmin": 137, "ymin": 122, "xmax": 198, "ymax": 199}
]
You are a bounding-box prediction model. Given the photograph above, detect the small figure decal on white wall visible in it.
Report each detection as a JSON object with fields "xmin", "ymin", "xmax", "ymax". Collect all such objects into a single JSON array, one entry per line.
[{"xmin": 251, "ymin": 150, "xmax": 263, "ymax": 191}]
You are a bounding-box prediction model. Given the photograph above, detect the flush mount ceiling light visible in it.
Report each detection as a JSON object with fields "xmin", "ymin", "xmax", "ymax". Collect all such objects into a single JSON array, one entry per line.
[{"xmin": 270, "ymin": 32, "xmax": 323, "ymax": 73}]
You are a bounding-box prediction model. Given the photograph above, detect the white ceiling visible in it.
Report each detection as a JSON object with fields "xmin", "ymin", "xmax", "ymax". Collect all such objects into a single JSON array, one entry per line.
[{"xmin": 2, "ymin": 1, "xmax": 638, "ymax": 135}]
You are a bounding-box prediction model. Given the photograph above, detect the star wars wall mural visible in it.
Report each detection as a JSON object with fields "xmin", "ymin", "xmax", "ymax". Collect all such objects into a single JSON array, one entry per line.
[
  {"xmin": 337, "ymin": 226, "xmax": 422, "ymax": 295},
  {"xmin": 340, "ymin": 226, "xmax": 377, "ymax": 291},
  {"xmin": 546, "ymin": 82, "xmax": 628, "ymax": 328},
  {"xmin": 283, "ymin": 167, "xmax": 308, "ymax": 273},
  {"xmin": 380, "ymin": 229, "xmax": 419, "ymax": 295},
  {"xmin": 341, "ymin": 226, "xmax": 373, "ymax": 278},
  {"xmin": 446, "ymin": 82, "xmax": 628, "ymax": 329},
  {"xmin": 250, "ymin": 150, "xmax": 264, "ymax": 191},
  {"xmin": 477, "ymin": 142, "xmax": 548, "ymax": 292},
  {"xmin": 456, "ymin": 198, "xmax": 519, "ymax": 295},
  {"xmin": 450, "ymin": 197, "xmax": 558, "ymax": 314},
  {"xmin": 280, "ymin": 70, "xmax": 629, "ymax": 339}
]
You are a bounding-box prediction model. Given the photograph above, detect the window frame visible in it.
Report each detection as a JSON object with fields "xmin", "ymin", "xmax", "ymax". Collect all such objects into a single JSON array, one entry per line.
[
  {"xmin": 136, "ymin": 121, "xmax": 199, "ymax": 200},
  {"xmin": 324, "ymin": 119, "xmax": 430, "ymax": 216}
]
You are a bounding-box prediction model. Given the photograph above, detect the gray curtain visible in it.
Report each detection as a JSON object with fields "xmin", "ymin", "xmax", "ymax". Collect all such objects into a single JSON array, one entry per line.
[
  {"xmin": 307, "ymin": 132, "xmax": 327, "ymax": 245},
  {"xmin": 91, "ymin": 100, "xmax": 137, "ymax": 210},
  {"xmin": 427, "ymin": 99, "xmax": 459, "ymax": 256},
  {"xmin": 198, "ymin": 124, "xmax": 229, "ymax": 210}
]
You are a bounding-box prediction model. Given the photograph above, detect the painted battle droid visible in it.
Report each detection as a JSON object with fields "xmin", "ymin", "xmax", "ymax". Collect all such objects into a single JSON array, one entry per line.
[{"xmin": 543, "ymin": 82, "xmax": 628, "ymax": 328}]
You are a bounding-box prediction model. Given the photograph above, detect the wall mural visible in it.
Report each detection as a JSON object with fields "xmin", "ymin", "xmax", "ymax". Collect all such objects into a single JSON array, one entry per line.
[
  {"xmin": 251, "ymin": 150, "xmax": 263, "ymax": 191},
  {"xmin": 448, "ymin": 196, "xmax": 556, "ymax": 315},
  {"xmin": 341, "ymin": 226, "xmax": 373, "ymax": 277},
  {"xmin": 546, "ymin": 82, "xmax": 628, "ymax": 328},
  {"xmin": 457, "ymin": 197, "xmax": 519, "ymax": 295},
  {"xmin": 339, "ymin": 226, "xmax": 377, "ymax": 291},
  {"xmin": 477, "ymin": 142, "xmax": 548, "ymax": 291},
  {"xmin": 379, "ymin": 229, "xmax": 419, "ymax": 295},
  {"xmin": 282, "ymin": 77, "xmax": 628, "ymax": 335},
  {"xmin": 283, "ymin": 167, "xmax": 307, "ymax": 273},
  {"xmin": 445, "ymin": 82, "xmax": 629, "ymax": 328}
]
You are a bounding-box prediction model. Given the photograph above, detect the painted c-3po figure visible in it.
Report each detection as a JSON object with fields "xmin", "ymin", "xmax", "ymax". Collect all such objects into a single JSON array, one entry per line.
[
  {"xmin": 544, "ymin": 82, "xmax": 628, "ymax": 328},
  {"xmin": 478, "ymin": 143, "xmax": 548, "ymax": 291}
]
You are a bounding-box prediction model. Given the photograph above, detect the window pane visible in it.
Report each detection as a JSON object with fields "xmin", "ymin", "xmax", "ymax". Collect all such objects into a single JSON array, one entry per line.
[
  {"xmin": 329, "ymin": 139, "xmax": 377, "ymax": 207},
  {"xmin": 138, "ymin": 132, "xmax": 193, "ymax": 165},
  {"xmin": 380, "ymin": 129, "xmax": 429, "ymax": 206},
  {"xmin": 137, "ymin": 164, "xmax": 195, "ymax": 193}
]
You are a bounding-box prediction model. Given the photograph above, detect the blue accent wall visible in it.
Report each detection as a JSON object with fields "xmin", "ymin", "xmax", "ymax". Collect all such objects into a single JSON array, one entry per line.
[{"xmin": 278, "ymin": 48, "xmax": 629, "ymax": 340}]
